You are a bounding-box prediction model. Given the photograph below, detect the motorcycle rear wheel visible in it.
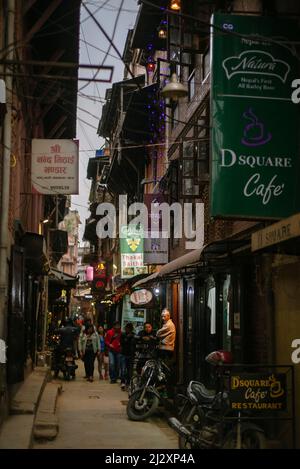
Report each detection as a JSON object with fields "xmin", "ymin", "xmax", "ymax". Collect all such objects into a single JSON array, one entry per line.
[
  {"xmin": 223, "ymin": 429, "xmax": 267, "ymax": 449},
  {"xmin": 127, "ymin": 389, "xmax": 159, "ymax": 421},
  {"xmin": 64, "ymin": 370, "xmax": 71, "ymax": 381}
]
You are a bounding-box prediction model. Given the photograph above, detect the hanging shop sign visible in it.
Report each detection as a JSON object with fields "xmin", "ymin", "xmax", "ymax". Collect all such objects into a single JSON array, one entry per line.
[
  {"xmin": 130, "ymin": 289, "xmax": 153, "ymax": 306},
  {"xmin": 121, "ymin": 294, "xmax": 146, "ymax": 334},
  {"xmin": 211, "ymin": 14, "xmax": 300, "ymax": 218},
  {"xmin": 120, "ymin": 225, "xmax": 147, "ymax": 278},
  {"xmin": 251, "ymin": 212, "xmax": 300, "ymax": 251},
  {"xmin": 31, "ymin": 139, "xmax": 79, "ymax": 195},
  {"xmin": 230, "ymin": 373, "xmax": 287, "ymax": 411},
  {"xmin": 86, "ymin": 266, "xmax": 94, "ymax": 282}
]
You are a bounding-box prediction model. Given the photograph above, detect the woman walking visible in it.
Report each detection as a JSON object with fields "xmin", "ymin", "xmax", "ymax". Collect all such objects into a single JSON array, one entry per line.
[
  {"xmin": 78, "ymin": 324, "xmax": 100, "ymax": 382},
  {"xmin": 97, "ymin": 326, "xmax": 109, "ymax": 380}
]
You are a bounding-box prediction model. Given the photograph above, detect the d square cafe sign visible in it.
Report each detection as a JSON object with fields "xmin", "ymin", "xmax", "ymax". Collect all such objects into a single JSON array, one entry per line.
[
  {"xmin": 230, "ymin": 373, "xmax": 287, "ymax": 411},
  {"xmin": 211, "ymin": 14, "xmax": 300, "ymax": 218}
]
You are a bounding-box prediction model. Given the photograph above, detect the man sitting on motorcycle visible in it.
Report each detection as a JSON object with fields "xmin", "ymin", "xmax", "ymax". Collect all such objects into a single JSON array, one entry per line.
[
  {"xmin": 53, "ymin": 318, "xmax": 79, "ymax": 377},
  {"xmin": 135, "ymin": 322, "xmax": 157, "ymax": 374}
]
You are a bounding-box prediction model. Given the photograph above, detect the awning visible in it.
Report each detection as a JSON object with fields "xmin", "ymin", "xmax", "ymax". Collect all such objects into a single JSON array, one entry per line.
[
  {"xmin": 48, "ymin": 268, "xmax": 78, "ymax": 288},
  {"xmin": 132, "ymin": 239, "xmax": 250, "ymax": 288},
  {"xmin": 98, "ymin": 75, "xmax": 145, "ymax": 138},
  {"xmin": 251, "ymin": 212, "xmax": 300, "ymax": 253},
  {"xmin": 87, "ymin": 154, "xmax": 110, "ymax": 180},
  {"xmin": 122, "ymin": 83, "xmax": 158, "ymax": 142},
  {"xmin": 132, "ymin": 271, "xmax": 159, "ymax": 289}
]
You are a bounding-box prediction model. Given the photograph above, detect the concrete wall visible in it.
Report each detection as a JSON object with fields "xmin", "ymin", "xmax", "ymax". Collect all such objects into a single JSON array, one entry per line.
[{"xmin": 272, "ymin": 256, "xmax": 300, "ymax": 448}]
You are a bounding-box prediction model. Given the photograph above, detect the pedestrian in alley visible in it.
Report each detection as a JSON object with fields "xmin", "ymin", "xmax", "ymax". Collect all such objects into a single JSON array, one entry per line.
[
  {"xmin": 135, "ymin": 322, "xmax": 157, "ymax": 374},
  {"xmin": 120, "ymin": 322, "xmax": 135, "ymax": 390},
  {"xmin": 105, "ymin": 321, "xmax": 121, "ymax": 384},
  {"xmin": 78, "ymin": 324, "xmax": 100, "ymax": 382},
  {"xmin": 97, "ymin": 325, "xmax": 109, "ymax": 380},
  {"xmin": 156, "ymin": 308, "xmax": 176, "ymax": 363}
]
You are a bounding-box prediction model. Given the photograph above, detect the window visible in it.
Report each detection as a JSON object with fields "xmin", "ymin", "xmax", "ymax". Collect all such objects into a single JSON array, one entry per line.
[{"xmin": 182, "ymin": 140, "xmax": 199, "ymax": 196}]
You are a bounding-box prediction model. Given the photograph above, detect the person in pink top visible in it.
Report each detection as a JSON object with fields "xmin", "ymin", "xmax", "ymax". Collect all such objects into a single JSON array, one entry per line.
[{"xmin": 105, "ymin": 321, "xmax": 121, "ymax": 383}]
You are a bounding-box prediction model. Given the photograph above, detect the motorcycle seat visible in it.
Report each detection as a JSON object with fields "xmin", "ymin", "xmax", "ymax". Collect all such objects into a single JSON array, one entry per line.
[{"xmin": 189, "ymin": 381, "xmax": 216, "ymax": 403}]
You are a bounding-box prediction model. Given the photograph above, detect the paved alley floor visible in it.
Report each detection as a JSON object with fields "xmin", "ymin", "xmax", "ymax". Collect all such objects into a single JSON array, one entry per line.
[{"xmin": 33, "ymin": 362, "xmax": 178, "ymax": 449}]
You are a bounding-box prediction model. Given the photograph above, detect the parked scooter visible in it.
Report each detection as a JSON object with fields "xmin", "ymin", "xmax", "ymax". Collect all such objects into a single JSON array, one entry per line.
[
  {"xmin": 169, "ymin": 350, "xmax": 267, "ymax": 449},
  {"xmin": 52, "ymin": 347, "xmax": 78, "ymax": 381},
  {"xmin": 127, "ymin": 355, "xmax": 172, "ymax": 421}
]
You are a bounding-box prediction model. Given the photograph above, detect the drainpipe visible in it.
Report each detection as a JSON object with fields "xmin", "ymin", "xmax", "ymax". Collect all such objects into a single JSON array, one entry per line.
[{"xmin": 0, "ymin": 0, "xmax": 15, "ymax": 341}]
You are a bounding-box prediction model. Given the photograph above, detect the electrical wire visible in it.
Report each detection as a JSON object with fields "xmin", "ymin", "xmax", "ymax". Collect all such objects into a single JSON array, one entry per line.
[
  {"xmin": 83, "ymin": 1, "xmax": 138, "ymax": 14},
  {"xmin": 81, "ymin": 0, "xmax": 113, "ymax": 24},
  {"xmin": 80, "ymin": 24, "xmax": 103, "ymax": 101},
  {"xmin": 141, "ymin": 0, "xmax": 300, "ymax": 52},
  {"xmin": 79, "ymin": 0, "xmax": 126, "ymax": 93}
]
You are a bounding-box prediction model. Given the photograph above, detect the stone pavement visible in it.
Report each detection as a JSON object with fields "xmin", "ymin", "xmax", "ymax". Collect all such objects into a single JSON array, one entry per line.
[
  {"xmin": 33, "ymin": 382, "xmax": 62, "ymax": 441},
  {"xmin": 0, "ymin": 366, "xmax": 49, "ymax": 449},
  {"xmin": 33, "ymin": 361, "xmax": 178, "ymax": 449}
]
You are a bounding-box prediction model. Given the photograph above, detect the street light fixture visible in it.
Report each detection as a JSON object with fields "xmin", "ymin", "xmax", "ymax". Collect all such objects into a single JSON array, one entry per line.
[
  {"xmin": 161, "ymin": 72, "xmax": 188, "ymax": 100},
  {"xmin": 170, "ymin": 0, "xmax": 181, "ymax": 11}
]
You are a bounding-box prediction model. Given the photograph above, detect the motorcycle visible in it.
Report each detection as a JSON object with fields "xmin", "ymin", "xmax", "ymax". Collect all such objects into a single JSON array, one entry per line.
[
  {"xmin": 169, "ymin": 350, "xmax": 267, "ymax": 449},
  {"xmin": 128, "ymin": 342, "xmax": 157, "ymax": 398},
  {"xmin": 52, "ymin": 347, "xmax": 78, "ymax": 381},
  {"xmin": 127, "ymin": 356, "xmax": 172, "ymax": 421}
]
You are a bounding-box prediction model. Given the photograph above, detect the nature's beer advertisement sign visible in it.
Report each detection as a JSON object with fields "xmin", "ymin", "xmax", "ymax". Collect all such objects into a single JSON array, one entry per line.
[
  {"xmin": 211, "ymin": 14, "xmax": 300, "ymax": 218},
  {"xmin": 230, "ymin": 373, "xmax": 287, "ymax": 411}
]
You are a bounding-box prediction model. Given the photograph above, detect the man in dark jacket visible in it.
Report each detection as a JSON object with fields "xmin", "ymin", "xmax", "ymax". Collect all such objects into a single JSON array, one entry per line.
[
  {"xmin": 135, "ymin": 322, "xmax": 157, "ymax": 374},
  {"xmin": 52, "ymin": 318, "xmax": 79, "ymax": 378},
  {"xmin": 55, "ymin": 318, "xmax": 79, "ymax": 352},
  {"xmin": 120, "ymin": 323, "xmax": 135, "ymax": 390}
]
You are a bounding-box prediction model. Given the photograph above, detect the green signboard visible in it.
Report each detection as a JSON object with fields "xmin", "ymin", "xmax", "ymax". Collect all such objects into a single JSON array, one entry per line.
[
  {"xmin": 120, "ymin": 225, "xmax": 146, "ymax": 278},
  {"xmin": 211, "ymin": 14, "xmax": 300, "ymax": 218},
  {"xmin": 121, "ymin": 294, "xmax": 146, "ymax": 335}
]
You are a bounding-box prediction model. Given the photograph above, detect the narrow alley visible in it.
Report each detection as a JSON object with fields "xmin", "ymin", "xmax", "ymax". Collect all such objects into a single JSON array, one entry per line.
[{"xmin": 33, "ymin": 362, "xmax": 178, "ymax": 450}]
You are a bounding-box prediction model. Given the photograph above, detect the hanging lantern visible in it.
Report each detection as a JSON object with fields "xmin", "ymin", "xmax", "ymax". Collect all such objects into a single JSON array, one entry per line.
[
  {"xmin": 86, "ymin": 265, "xmax": 94, "ymax": 282},
  {"xmin": 158, "ymin": 22, "xmax": 167, "ymax": 39},
  {"xmin": 146, "ymin": 60, "xmax": 156, "ymax": 73},
  {"xmin": 170, "ymin": 0, "xmax": 181, "ymax": 11}
]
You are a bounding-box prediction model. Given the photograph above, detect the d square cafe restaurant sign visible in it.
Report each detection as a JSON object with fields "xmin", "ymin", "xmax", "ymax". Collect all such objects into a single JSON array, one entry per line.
[
  {"xmin": 230, "ymin": 373, "xmax": 287, "ymax": 411},
  {"xmin": 211, "ymin": 14, "xmax": 300, "ymax": 218}
]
